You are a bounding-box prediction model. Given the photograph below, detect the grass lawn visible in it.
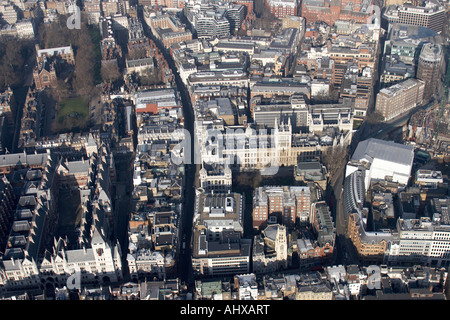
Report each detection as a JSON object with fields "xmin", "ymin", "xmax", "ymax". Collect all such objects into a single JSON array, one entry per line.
[
  {"xmin": 57, "ymin": 97, "xmax": 89, "ymax": 123},
  {"xmin": 53, "ymin": 97, "xmax": 89, "ymax": 133},
  {"xmin": 353, "ymin": 119, "xmax": 363, "ymax": 130}
]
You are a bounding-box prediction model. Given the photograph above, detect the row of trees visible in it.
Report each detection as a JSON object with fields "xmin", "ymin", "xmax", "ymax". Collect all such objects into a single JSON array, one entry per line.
[
  {"xmin": 38, "ymin": 14, "xmax": 101, "ymax": 100},
  {"xmin": 0, "ymin": 38, "xmax": 35, "ymax": 90},
  {"xmin": 0, "ymin": 10, "xmax": 179, "ymax": 120},
  {"xmin": 321, "ymin": 145, "xmax": 347, "ymax": 179}
]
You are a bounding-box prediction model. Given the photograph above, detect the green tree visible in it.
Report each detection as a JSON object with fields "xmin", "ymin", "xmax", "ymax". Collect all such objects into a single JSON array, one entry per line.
[
  {"xmin": 37, "ymin": 14, "xmax": 101, "ymax": 96},
  {"xmin": 0, "ymin": 38, "xmax": 34, "ymax": 90},
  {"xmin": 101, "ymin": 60, "xmax": 121, "ymax": 84},
  {"xmin": 72, "ymin": 31, "xmax": 96, "ymax": 96},
  {"xmin": 366, "ymin": 110, "xmax": 384, "ymax": 124},
  {"xmin": 140, "ymin": 66, "xmax": 162, "ymax": 86},
  {"xmin": 51, "ymin": 78, "xmax": 72, "ymax": 102}
]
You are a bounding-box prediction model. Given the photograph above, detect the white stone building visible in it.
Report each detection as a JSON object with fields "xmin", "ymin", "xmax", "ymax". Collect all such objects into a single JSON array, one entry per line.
[
  {"xmin": 252, "ymin": 224, "xmax": 288, "ymax": 273},
  {"xmin": 15, "ymin": 19, "xmax": 35, "ymax": 39},
  {"xmin": 387, "ymin": 217, "xmax": 450, "ymax": 268},
  {"xmin": 0, "ymin": 144, "xmax": 123, "ymax": 292},
  {"xmin": 191, "ymin": 189, "xmax": 251, "ymax": 276},
  {"xmin": 346, "ymin": 138, "xmax": 414, "ymax": 187},
  {"xmin": 198, "ymin": 163, "xmax": 232, "ymax": 192},
  {"xmin": 235, "ymin": 273, "xmax": 258, "ymax": 300}
]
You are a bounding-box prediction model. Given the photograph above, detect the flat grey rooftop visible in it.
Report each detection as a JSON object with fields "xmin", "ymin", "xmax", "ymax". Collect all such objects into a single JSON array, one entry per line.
[{"xmin": 351, "ymin": 138, "xmax": 414, "ymax": 166}]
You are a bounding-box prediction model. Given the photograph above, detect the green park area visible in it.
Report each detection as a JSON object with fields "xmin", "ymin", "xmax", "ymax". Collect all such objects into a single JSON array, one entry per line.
[{"xmin": 53, "ymin": 97, "xmax": 89, "ymax": 133}]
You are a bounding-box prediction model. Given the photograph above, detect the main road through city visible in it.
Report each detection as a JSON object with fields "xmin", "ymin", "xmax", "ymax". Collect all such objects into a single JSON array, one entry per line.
[{"xmin": 137, "ymin": 8, "xmax": 196, "ymax": 287}]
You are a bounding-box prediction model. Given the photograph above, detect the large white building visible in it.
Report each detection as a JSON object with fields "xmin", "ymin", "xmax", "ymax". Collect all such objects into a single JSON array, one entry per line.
[
  {"xmin": 0, "ymin": 4, "xmax": 18, "ymax": 24},
  {"xmin": 375, "ymin": 78, "xmax": 425, "ymax": 121},
  {"xmin": 346, "ymin": 138, "xmax": 415, "ymax": 187},
  {"xmin": 415, "ymin": 169, "xmax": 443, "ymax": 189},
  {"xmin": 387, "ymin": 217, "xmax": 450, "ymax": 268},
  {"xmin": 308, "ymin": 103, "xmax": 353, "ymax": 133},
  {"xmin": 194, "ymin": 11, "xmax": 230, "ymax": 39},
  {"xmin": 194, "ymin": 116, "xmax": 353, "ymax": 174},
  {"xmin": 383, "ymin": 1, "xmax": 445, "ymax": 33},
  {"xmin": 184, "ymin": 0, "xmax": 245, "ymax": 39},
  {"xmin": 184, "ymin": 0, "xmax": 230, "ymax": 39},
  {"xmin": 187, "ymin": 70, "xmax": 249, "ymax": 87},
  {"xmin": 191, "ymin": 189, "xmax": 251, "ymax": 276},
  {"xmin": 235, "ymin": 273, "xmax": 258, "ymax": 300},
  {"xmin": 133, "ymin": 88, "xmax": 181, "ymax": 114},
  {"xmin": 15, "ymin": 19, "xmax": 35, "ymax": 39},
  {"xmin": 199, "ymin": 163, "xmax": 232, "ymax": 192}
]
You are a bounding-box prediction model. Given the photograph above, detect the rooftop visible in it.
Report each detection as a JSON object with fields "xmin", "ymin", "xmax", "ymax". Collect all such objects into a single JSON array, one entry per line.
[
  {"xmin": 351, "ymin": 138, "xmax": 414, "ymax": 166},
  {"xmin": 419, "ymin": 43, "xmax": 443, "ymax": 63},
  {"xmin": 379, "ymin": 78, "xmax": 424, "ymax": 97},
  {"xmin": 197, "ymin": 192, "xmax": 243, "ymax": 223}
]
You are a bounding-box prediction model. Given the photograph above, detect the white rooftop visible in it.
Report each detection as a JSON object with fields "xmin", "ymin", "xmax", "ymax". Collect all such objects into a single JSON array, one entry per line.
[{"xmin": 351, "ymin": 138, "xmax": 414, "ymax": 166}]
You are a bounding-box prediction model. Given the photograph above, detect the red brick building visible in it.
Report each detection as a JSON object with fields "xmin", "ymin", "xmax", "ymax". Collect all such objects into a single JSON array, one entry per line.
[
  {"xmin": 252, "ymin": 186, "xmax": 311, "ymax": 230},
  {"xmin": 33, "ymin": 44, "xmax": 75, "ymax": 91},
  {"xmin": 265, "ymin": 0, "xmax": 298, "ymax": 18},
  {"xmin": 300, "ymin": 0, "xmax": 371, "ymax": 25},
  {"xmin": 235, "ymin": 0, "xmax": 254, "ymax": 19},
  {"xmin": 33, "ymin": 61, "xmax": 57, "ymax": 91}
]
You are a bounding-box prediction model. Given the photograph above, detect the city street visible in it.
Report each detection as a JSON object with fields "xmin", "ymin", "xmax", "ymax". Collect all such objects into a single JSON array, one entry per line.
[
  {"xmin": 137, "ymin": 8, "xmax": 196, "ymax": 286},
  {"xmin": 325, "ymin": 147, "xmax": 361, "ymax": 266}
]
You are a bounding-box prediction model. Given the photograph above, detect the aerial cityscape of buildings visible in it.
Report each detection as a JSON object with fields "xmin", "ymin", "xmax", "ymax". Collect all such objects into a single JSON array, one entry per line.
[{"xmin": 0, "ymin": 0, "xmax": 447, "ymax": 305}]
